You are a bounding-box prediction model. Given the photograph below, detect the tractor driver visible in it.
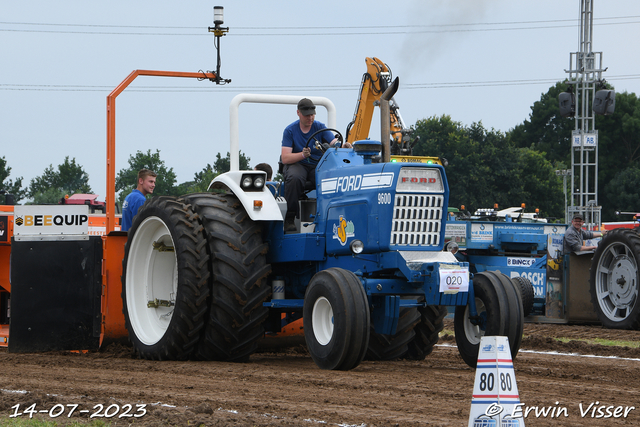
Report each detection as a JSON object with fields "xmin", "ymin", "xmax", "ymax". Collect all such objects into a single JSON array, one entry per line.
[
  {"xmin": 121, "ymin": 168, "xmax": 157, "ymax": 232},
  {"xmin": 563, "ymin": 213, "xmax": 605, "ymax": 254},
  {"xmin": 281, "ymin": 98, "xmax": 350, "ymax": 231}
]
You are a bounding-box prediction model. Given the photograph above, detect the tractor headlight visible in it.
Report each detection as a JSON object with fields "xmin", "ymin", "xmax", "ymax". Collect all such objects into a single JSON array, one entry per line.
[
  {"xmin": 350, "ymin": 239, "xmax": 364, "ymax": 254},
  {"xmin": 254, "ymin": 176, "xmax": 265, "ymax": 189},
  {"xmin": 444, "ymin": 241, "xmax": 459, "ymax": 255},
  {"xmin": 242, "ymin": 176, "xmax": 253, "ymax": 189},
  {"xmin": 240, "ymin": 173, "xmax": 268, "ymax": 192}
]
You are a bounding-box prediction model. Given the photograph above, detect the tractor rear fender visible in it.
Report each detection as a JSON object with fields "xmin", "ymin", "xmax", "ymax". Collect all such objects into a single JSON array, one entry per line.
[{"xmin": 208, "ymin": 171, "xmax": 284, "ymax": 221}]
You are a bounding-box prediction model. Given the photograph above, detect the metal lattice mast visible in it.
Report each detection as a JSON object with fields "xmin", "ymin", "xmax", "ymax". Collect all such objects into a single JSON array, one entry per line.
[{"xmin": 563, "ymin": 0, "xmax": 605, "ymax": 230}]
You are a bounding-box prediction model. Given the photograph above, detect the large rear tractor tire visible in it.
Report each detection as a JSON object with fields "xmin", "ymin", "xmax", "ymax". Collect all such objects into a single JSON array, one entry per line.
[
  {"xmin": 184, "ymin": 193, "xmax": 272, "ymax": 362},
  {"xmin": 303, "ymin": 268, "xmax": 370, "ymax": 370},
  {"xmin": 122, "ymin": 196, "xmax": 211, "ymax": 360},
  {"xmin": 406, "ymin": 304, "xmax": 447, "ymax": 360},
  {"xmin": 590, "ymin": 228, "xmax": 640, "ymax": 329},
  {"xmin": 366, "ymin": 301, "xmax": 447, "ymax": 362},
  {"xmin": 454, "ymin": 271, "xmax": 523, "ymax": 367},
  {"xmin": 366, "ymin": 304, "xmax": 420, "ymax": 361}
]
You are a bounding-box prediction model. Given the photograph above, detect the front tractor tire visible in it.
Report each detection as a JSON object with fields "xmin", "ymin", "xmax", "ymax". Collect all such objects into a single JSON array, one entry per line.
[
  {"xmin": 454, "ymin": 271, "xmax": 523, "ymax": 367},
  {"xmin": 184, "ymin": 193, "xmax": 272, "ymax": 362},
  {"xmin": 122, "ymin": 196, "xmax": 210, "ymax": 360},
  {"xmin": 303, "ymin": 268, "xmax": 370, "ymax": 370},
  {"xmin": 590, "ymin": 228, "xmax": 640, "ymax": 329}
]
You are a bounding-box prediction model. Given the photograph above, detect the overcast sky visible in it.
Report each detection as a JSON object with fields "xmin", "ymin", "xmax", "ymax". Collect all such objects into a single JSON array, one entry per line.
[{"xmin": 2, "ymin": 1, "xmax": 639, "ymax": 201}]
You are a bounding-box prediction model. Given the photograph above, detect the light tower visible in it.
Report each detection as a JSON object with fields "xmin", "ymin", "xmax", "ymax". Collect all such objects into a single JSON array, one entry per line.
[{"xmin": 559, "ymin": 0, "xmax": 615, "ymax": 229}]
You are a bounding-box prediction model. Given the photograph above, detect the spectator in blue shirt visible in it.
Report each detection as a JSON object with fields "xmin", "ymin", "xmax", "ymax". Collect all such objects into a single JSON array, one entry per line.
[{"xmin": 121, "ymin": 169, "xmax": 157, "ymax": 232}]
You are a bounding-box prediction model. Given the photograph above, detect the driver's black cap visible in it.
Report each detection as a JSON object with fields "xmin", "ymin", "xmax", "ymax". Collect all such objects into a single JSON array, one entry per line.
[{"xmin": 297, "ymin": 98, "xmax": 316, "ymax": 116}]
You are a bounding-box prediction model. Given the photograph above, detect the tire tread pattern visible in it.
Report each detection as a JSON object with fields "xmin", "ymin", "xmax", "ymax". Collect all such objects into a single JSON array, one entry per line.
[
  {"xmin": 122, "ymin": 196, "xmax": 211, "ymax": 361},
  {"xmin": 453, "ymin": 271, "xmax": 523, "ymax": 367},
  {"xmin": 303, "ymin": 268, "xmax": 370, "ymax": 370},
  {"xmin": 366, "ymin": 305, "xmax": 420, "ymax": 361},
  {"xmin": 406, "ymin": 304, "xmax": 447, "ymax": 360},
  {"xmin": 512, "ymin": 276, "xmax": 534, "ymax": 317},
  {"xmin": 183, "ymin": 193, "xmax": 272, "ymax": 362}
]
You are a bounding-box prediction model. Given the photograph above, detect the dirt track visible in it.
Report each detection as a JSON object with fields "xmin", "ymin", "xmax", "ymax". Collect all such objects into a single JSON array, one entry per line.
[{"xmin": 2, "ymin": 321, "xmax": 640, "ymax": 426}]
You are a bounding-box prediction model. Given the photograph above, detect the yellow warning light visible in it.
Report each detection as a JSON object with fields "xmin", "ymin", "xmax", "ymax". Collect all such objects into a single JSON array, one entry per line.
[{"xmin": 253, "ymin": 200, "xmax": 263, "ymax": 210}]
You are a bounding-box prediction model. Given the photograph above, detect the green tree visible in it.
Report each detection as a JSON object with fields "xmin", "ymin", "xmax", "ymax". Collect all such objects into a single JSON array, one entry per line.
[
  {"xmin": 116, "ymin": 149, "xmax": 177, "ymax": 205},
  {"xmin": 597, "ymin": 91, "xmax": 640, "ymax": 166},
  {"xmin": 28, "ymin": 156, "xmax": 91, "ymax": 204},
  {"xmin": 174, "ymin": 152, "xmax": 252, "ymax": 195},
  {"xmin": 412, "ymin": 115, "xmax": 563, "ymax": 218},
  {"xmin": 213, "ymin": 151, "xmax": 251, "ymax": 174},
  {"xmin": 595, "ymin": 91, "xmax": 640, "ymax": 220},
  {"xmin": 509, "ymin": 84, "xmax": 640, "ymax": 221},
  {"xmin": 0, "ymin": 156, "xmax": 25, "ymax": 203},
  {"xmin": 175, "ymin": 164, "xmax": 216, "ymax": 194},
  {"xmin": 413, "ymin": 115, "xmax": 486, "ymax": 210},
  {"xmin": 508, "ymin": 81, "xmax": 574, "ymax": 165},
  {"xmin": 510, "ymin": 148, "xmax": 564, "ymax": 220},
  {"xmin": 604, "ymin": 166, "xmax": 640, "ymax": 220}
]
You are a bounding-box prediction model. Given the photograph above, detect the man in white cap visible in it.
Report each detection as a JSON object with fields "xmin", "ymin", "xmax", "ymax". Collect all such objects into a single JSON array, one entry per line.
[{"xmin": 563, "ymin": 213, "xmax": 605, "ymax": 253}]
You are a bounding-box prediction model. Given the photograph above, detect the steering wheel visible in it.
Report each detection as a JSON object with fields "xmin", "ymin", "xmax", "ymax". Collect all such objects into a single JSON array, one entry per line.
[{"xmin": 304, "ymin": 128, "xmax": 344, "ymax": 161}]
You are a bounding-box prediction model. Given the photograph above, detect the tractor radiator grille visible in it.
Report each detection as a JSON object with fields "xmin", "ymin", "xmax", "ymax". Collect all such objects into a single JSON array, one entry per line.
[{"xmin": 391, "ymin": 194, "xmax": 444, "ymax": 246}]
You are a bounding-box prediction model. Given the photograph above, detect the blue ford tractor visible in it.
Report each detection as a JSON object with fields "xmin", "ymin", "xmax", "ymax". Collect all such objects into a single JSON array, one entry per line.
[{"xmin": 121, "ymin": 94, "xmax": 524, "ymax": 370}]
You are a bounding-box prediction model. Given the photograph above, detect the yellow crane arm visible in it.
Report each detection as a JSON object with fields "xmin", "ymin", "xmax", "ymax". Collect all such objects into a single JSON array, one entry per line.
[{"xmin": 345, "ymin": 57, "xmax": 411, "ymax": 156}]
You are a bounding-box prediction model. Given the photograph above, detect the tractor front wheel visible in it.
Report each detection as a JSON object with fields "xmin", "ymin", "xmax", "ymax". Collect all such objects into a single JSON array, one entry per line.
[
  {"xmin": 303, "ymin": 268, "xmax": 370, "ymax": 370},
  {"xmin": 454, "ymin": 271, "xmax": 523, "ymax": 367}
]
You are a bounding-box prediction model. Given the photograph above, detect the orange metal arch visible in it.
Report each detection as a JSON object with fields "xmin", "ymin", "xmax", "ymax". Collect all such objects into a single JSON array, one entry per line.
[
  {"xmin": 105, "ymin": 70, "xmax": 216, "ymax": 232},
  {"xmin": 101, "ymin": 70, "xmax": 216, "ymax": 345}
]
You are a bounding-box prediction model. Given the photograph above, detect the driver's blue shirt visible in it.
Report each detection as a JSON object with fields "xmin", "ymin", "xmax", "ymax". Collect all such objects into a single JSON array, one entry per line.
[{"xmin": 282, "ymin": 120, "xmax": 334, "ymax": 165}]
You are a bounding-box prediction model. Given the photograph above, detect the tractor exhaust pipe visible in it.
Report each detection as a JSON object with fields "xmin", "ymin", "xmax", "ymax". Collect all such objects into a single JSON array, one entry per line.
[{"xmin": 380, "ymin": 77, "xmax": 399, "ymax": 163}]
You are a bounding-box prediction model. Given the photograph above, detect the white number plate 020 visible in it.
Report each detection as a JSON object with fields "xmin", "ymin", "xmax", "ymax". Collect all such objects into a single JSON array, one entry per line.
[{"xmin": 439, "ymin": 264, "xmax": 469, "ymax": 294}]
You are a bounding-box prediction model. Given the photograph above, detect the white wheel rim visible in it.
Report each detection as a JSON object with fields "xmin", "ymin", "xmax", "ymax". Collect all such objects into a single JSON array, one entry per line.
[
  {"xmin": 312, "ymin": 296, "xmax": 334, "ymax": 346},
  {"xmin": 595, "ymin": 241, "xmax": 639, "ymax": 322},
  {"xmin": 463, "ymin": 298, "xmax": 487, "ymax": 345},
  {"xmin": 126, "ymin": 216, "xmax": 178, "ymax": 346}
]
